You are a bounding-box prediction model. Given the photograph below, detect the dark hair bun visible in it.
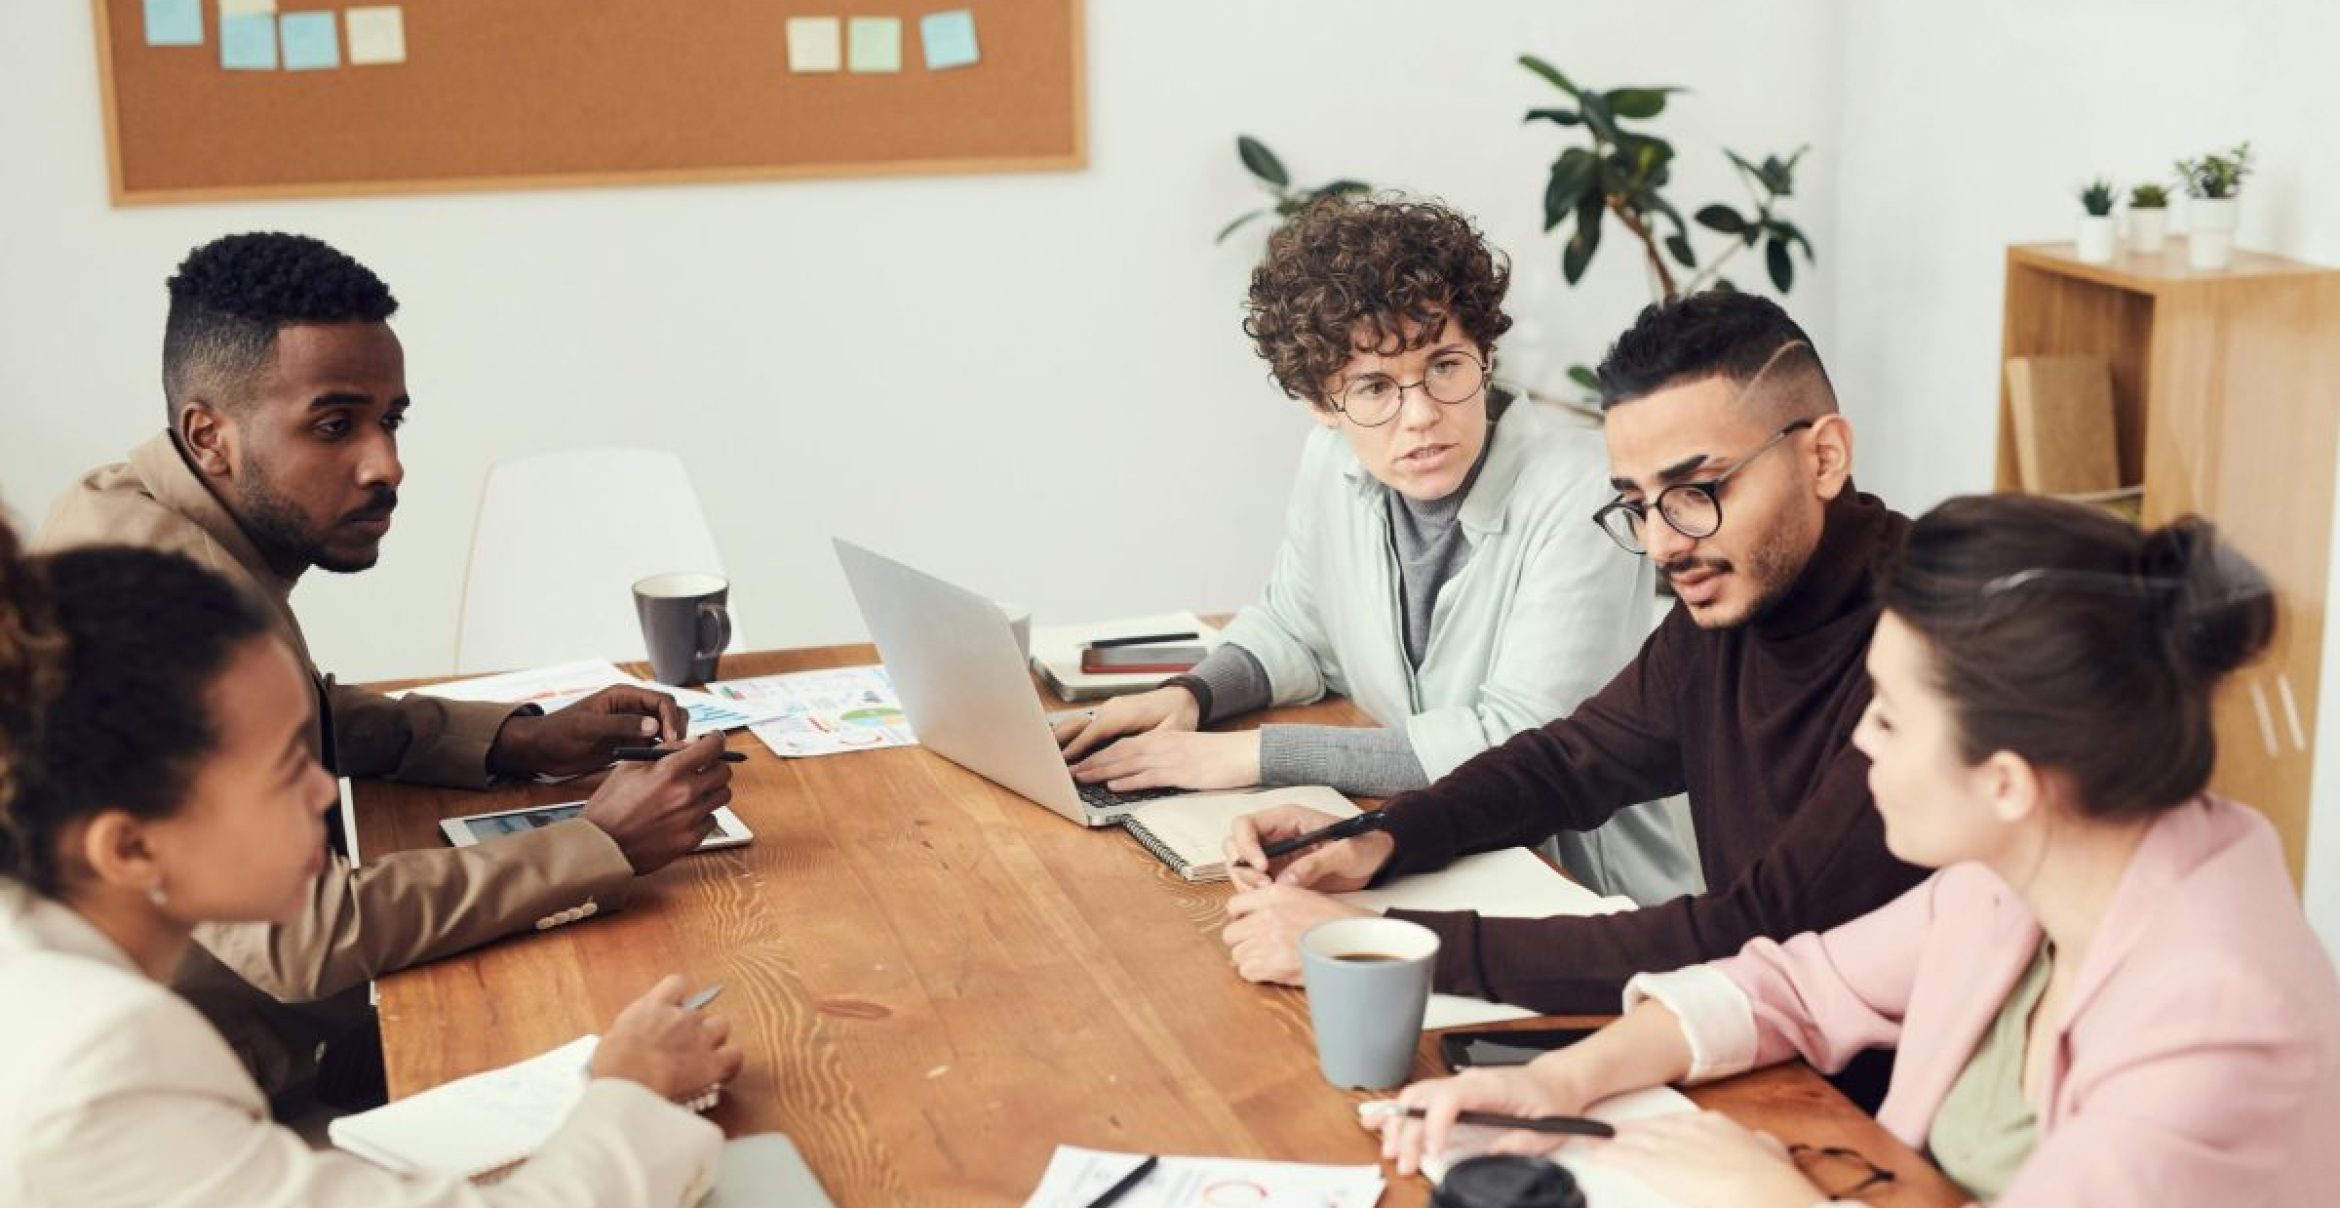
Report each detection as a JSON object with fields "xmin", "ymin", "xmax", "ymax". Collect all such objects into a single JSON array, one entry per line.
[{"xmin": 2138, "ymin": 517, "xmax": 2276, "ymax": 683}]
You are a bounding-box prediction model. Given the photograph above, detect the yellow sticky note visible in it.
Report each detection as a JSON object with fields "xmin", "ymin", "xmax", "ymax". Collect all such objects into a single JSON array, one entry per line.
[
  {"xmin": 345, "ymin": 6, "xmax": 405, "ymax": 66},
  {"xmin": 786, "ymin": 16, "xmax": 841, "ymax": 73},
  {"xmin": 848, "ymin": 17, "xmax": 901, "ymax": 73}
]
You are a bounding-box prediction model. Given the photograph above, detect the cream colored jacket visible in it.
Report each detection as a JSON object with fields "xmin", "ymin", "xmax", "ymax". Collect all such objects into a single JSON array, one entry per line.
[{"xmin": 0, "ymin": 882, "xmax": 721, "ymax": 1208}]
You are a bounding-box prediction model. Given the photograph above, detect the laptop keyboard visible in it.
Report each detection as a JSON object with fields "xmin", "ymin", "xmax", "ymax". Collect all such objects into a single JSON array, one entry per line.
[{"xmin": 1076, "ymin": 780, "xmax": 1182, "ymax": 810}]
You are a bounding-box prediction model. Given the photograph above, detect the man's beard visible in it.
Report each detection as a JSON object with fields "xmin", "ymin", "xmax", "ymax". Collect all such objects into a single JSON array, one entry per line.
[{"xmin": 240, "ymin": 456, "xmax": 391, "ymax": 575}]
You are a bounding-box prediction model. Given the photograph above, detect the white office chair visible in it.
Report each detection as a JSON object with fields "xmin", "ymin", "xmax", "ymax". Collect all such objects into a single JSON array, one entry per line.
[{"xmin": 455, "ymin": 448, "xmax": 744, "ymax": 673}]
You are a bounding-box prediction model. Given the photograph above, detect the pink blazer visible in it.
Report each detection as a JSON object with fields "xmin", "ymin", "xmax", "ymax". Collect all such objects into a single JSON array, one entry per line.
[{"xmin": 1635, "ymin": 796, "xmax": 2340, "ymax": 1207}]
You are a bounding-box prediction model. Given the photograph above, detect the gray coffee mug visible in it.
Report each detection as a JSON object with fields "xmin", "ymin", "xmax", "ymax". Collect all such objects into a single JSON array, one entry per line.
[
  {"xmin": 1299, "ymin": 916, "xmax": 1439, "ymax": 1090},
  {"xmin": 634, "ymin": 572, "xmax": 733, "ymax": 686}
]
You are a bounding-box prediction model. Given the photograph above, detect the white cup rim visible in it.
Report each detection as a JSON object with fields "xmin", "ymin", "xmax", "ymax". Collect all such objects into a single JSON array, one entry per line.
[
  {"xmin": 1301, "ymin": 916, "xmax": 1439, "ymax": 964},
  {"xmin": 634, "ymin": 571, "xmax": 728, "ymax": 598}
]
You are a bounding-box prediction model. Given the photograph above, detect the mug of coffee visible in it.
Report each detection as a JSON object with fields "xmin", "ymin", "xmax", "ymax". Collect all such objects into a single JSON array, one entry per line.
[
  {"xmin": 1299, "ymin": 916, "xmax": 1439, "ymax": 1090},
  {"xmin": 634, "ymin": 572, "xmax": 733, "ymax": 686}
]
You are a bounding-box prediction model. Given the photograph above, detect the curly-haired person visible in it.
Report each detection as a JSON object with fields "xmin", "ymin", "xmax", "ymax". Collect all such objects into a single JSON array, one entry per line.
[
  {"xmin": 1057, "ymin": 196, "xmax": 1697, "ymax": 905},
  {"xmin": 37, "ymin": 233, "xmax": 737, "ymax": 1106}
]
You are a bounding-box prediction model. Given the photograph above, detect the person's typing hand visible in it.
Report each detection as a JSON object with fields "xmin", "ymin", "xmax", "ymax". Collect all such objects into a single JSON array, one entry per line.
[
  {"xmin": 590, "ymin": 975, "xmax": 745, "ymax": 1103},
  {"xmin": 1224, "ymin": 804, "xmax": 1394, "ymax": 890},
  {"xmin": 580, "ymin": 731, "xmax": 733, "ymax": 874},
  {"xmin": 1053, "ymin": 685, "xmax": 1201, "ymax": 762},
  {"xmin": 489, "ymin": 684, "xmax": 687, "ymax": 777},
  {"xmin": 1069, "ymin": 729, "xmax": 1260, "ymax": 793},
  {"xmin": 1220, "ymin": 883, "xmax": 1373, "ymax": 985}
]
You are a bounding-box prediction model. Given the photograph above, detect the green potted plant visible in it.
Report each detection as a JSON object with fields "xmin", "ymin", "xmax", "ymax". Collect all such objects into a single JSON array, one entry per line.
[
  {"xmin": 2077, "ymin": 178, "xmax": 2118, "ymax": 264},
  {"xmin": 2126, "ymin": 182, "xmax": 2170, "ymax": 255},
  {"xmin": 2176, "ymin": 141, "xmax": 2253, "ymax": 269},
  {"xmin": 1215, "ymin": 135, "xmax": 1372, "ymax": 244}
]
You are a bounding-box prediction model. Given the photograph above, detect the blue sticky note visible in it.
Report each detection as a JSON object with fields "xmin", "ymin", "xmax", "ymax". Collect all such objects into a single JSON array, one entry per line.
[
  {"xmin": 144, "ymin": 0, "xmax": 203, "ymax": 47},
  {"xmin": 920, "ymin": 10, "xmax": 979, "ymax": 70},
  {"xmin": 279, "ymin": 12, "xmax": 340, "ymax": 71},
  {"xmin": 220, "ymin": 13, "xmax": 278, "ymax": 70}
]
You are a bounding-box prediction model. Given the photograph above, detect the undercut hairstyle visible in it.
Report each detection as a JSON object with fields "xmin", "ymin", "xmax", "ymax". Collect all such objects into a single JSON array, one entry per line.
[
  {"xmin": 1243, "ymin": 195, "xmax": 1513, "ymax": 408},
  {"xmin": 162, "ymin": 232, "xmax": 398, "ymax": 421},
  {"xmin": 0, "ymin": 523, "xmax": 272, "ymax": 896},
  {"xmin": 1595, "ymin": 291, "xmax": 1835, "ymax": 421},
  {"xmin": 1879, "ymin": 494, "xmax": 2275, "ymax": 820}
]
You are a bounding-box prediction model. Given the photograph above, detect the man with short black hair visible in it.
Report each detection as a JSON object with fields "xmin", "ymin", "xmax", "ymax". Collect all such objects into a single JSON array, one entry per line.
[
  {"xmin": 1224, "ymin": 291, "xmax": 1928, "ymax": 1018},
  {"xmin": 40, "ymin": 232, "xmax": 736, "ymax": 1100}
]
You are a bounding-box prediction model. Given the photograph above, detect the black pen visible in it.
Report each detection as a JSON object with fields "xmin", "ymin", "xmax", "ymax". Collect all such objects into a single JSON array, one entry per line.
[
  {"xmin": 1259, "ymin": 811, "xmax": 1391, "ymax": 860},
  {"xmin": 611, "ymin": 747, "xmax": 748, "ymax": 763},
  {"xmin": 1369, "ymin": 1103, "xmax": 1615, "ymax": 1139},
  {"xmin": 1087, "ymin": 631, "xmax": 1199, "ymax": 649},
  {"xmin": 1082, "ymin": 1155, "xmax": 1158, "ymax": 1208}
]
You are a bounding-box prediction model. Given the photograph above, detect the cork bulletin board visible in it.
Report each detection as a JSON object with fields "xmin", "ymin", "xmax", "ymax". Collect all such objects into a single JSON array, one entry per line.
[{"xmin": 92, "ymin": 0, "xmax": 1085, "ymax": 205}]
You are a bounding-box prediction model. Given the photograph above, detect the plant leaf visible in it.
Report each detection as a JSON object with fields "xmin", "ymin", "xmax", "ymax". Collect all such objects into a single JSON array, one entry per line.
[
  {"xmin": 1695, "ymin": 204, "xmax": 1747, "ymax": 235},
  {"xmin": 1524, "ymin": 107, "xmax": 1583, "ymax": 126},
  {"xmin": 1766, "ymin": 235, "xmax": 1794, "ymax": 291},
  {"xmin": 1518, "ymin": 55, "xmax": 1581, "ymax": 97},
  {"xmin": 1711, "ymin": 277, "xmax": 1738, "ymax": 293},
  {"xmin": 1578, "ymin": 92, "xmax": 1619, "ymax": 143},
  {"xmin": 1563, "ymin": 199, "xmax": 1605, "ymax": 284},
  {"xmin": 1771, "ymin": 219, "xmax": 1816, "ymax": 262},
  {"xmin": 1214, "ymin": 210, "xmax": 1268, "ymax": 244},
  {"xmin": 1237, "ymin": 135, "xmax": 1289, "ymax": 188},
  {"xmin": 1568, "ymin": 364, "xmax": 1603, "ymax": 392},
  {"xmin": 1666, "ymin": 232, "xmax": 1698, "ymax": 268},
  {"xmin": 1605, "ymin": 87, "xmax": 1680, "ymax": 119},
  {"xmin": 1543, "ymin": 148, "xmax": 1597, "ymax": 232},
  {"xmin": 1316, "ymin": 179, "xmax": 1373, "ymax": 197}
]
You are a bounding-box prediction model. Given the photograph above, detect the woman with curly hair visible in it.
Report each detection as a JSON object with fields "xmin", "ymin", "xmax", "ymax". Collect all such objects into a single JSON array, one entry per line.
[
  {"xmin": 1056, "ymin": 195, "xmax": 1695, "ymax": 903},
  {"xmin": 0, "ymin": 510, "xmax": 743, "ymax": 1206}
]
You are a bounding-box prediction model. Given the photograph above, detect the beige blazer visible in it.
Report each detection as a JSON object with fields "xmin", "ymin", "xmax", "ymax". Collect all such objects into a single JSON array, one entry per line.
[
  {"xmin": 0, "ymin": 882, "xmax": 720, "ymax": 1208},
  {"xmin": 37, "ymin": 434, "xmax": 636, "ymax": 1092}
]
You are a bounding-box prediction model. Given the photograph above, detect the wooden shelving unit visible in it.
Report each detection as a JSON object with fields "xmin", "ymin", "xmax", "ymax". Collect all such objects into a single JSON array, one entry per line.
[{"xmin": 1997, "ymin": 238, "xmax": 2340, "ymax": 884}]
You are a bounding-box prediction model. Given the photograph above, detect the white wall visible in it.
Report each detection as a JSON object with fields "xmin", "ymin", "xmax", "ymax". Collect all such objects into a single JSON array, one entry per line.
[
  {"xmin": 0, "ymin": 0, "xmax": 1839, "ymax": 679},
  {"xmin": 1826, "ymin": 0, "xmax": 2340, "ymax": 961}
]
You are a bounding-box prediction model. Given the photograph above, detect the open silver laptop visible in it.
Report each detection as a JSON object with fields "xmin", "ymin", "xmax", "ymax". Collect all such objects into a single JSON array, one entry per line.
[{"xmin": 834, "ymin": 538, "xmax": 1186, "ymax": 827}]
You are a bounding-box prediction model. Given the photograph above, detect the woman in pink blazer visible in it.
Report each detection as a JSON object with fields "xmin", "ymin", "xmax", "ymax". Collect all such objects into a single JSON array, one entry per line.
[{"xmin": 1380, "ymin": 493, "xmax": 2340, "ymax": 1207}]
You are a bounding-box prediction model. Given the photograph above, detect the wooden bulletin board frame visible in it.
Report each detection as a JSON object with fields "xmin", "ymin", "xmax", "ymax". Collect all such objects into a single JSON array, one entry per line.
[{"xmin": 92, "ymin": 0, "xmax": 1085, "ymax": 205}]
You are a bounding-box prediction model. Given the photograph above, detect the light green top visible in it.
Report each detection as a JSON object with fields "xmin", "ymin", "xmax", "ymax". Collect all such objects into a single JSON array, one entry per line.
[{"xmin": 1928, "ymin": 941, "xmax": 2052, "ymax": 1202}]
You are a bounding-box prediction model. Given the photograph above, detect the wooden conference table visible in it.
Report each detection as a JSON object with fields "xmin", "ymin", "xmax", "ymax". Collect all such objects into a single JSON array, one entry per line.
[{"xmin": 359, "ymin": 645, "xmax": 1964, "ymax": 1207}]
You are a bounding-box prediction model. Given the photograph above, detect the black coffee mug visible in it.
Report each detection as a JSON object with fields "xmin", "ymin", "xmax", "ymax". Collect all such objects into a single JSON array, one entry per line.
[
  {"xmin": 1431, "ymin": 1155, "xmax": 1586, "ymax": 1208},
  {"xmin": 633, "ymin": 572, "xmax": 733, "ymax": 686}
]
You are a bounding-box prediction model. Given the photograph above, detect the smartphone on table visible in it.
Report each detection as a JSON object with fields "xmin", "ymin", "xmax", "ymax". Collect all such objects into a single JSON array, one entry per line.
[{"xmin": 1437, "ymin": 1026, "xmax": 1602, "ymax": 1073}]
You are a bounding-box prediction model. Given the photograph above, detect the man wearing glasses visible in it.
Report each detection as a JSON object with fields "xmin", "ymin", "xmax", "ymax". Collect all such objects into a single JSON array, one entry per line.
[
  {"xmin": 1056, "ymin": 195, "xmax": 1696, "ymax": 904},
  {"xmin": 1224, "ymin": 290, "xmax": 1927, "ymax": 1024}
]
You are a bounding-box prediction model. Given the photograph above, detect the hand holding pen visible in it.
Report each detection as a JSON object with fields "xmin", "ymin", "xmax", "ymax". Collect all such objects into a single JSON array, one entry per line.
[
  {"xmin": 1223, "ymin": 804, "xmax": 1397, "ymax": 892},
  {"xmin": 589, "ymin": 975, "xmax": 742, "ymax": 1106}
]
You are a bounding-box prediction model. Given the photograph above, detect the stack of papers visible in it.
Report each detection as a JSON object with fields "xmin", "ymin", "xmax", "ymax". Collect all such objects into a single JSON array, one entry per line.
[
  {"xmin": 331, "ymin": 1036, "xmax": 601, "ymax": 1178},
  {"xmin": 706, "ymin": 665, "xmax": 917, "ymax": 758},
  {"xmin": 1336, "ymin": 847, "xmax": 1637, "ymax": 1030},
  {"xmin": 1024, "ymin": 1147, "xmax": 1381, "ymax": 1208},
  {"xmin": 400, "ymin": 660, "xmax": 792, "ymax": 736}
]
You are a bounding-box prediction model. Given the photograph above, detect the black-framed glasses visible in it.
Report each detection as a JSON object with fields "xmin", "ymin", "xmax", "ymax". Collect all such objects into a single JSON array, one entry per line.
[
  {"xmin": 1328, "ymin": 351, "xmax": 1488, "ymax": 427},
  {"xmin": 1591, "ymin": 418, "xmax": 1815, "ymax": 555},
  {"xmin": 1788, "ymin": 1143, "xmax": 1897, "ymax": 1200}
]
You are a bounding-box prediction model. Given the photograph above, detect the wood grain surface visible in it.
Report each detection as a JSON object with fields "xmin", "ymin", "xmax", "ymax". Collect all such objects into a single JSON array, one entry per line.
[{"xmin": 360, "ymin": 645, "xmax": 1963, "ymax": 1206}]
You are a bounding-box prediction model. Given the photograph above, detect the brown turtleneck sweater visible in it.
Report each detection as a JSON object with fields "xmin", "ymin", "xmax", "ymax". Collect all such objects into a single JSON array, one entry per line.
[{"xmin": 1375, "ymin": 488, "xmax": 1925, "ymax": 1013}]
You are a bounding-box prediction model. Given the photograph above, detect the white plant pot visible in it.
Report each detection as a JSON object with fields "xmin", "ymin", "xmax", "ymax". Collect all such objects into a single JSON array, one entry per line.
[
  {"xmin": 2189, "ymin": 196, "xmax": 2239, "ymax": 269},
  {"xmin": 2128, "ymin": 207, "xmax": 2168, "ymax": 255},
  {"xmin": 2075, "ymin": 214, "xmax": 2118, "ymax": 264}
]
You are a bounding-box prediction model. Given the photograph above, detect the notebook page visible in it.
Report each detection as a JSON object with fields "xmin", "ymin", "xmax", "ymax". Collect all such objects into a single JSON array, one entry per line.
[
  {"xmin": 329, "ymin": 1036, "xmax": 600, "ymax": 1177},
  {"xmin": 1337, "ymin": 848, "xmax": 1637, "ymax": 1030},
  {"xmin": 1122, "ymin": 786, "xmax": 1358, "ymax": 880}
]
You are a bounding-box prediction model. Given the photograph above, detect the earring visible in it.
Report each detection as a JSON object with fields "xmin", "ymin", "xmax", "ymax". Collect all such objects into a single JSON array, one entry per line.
[{"xmin": 145, "ymin": 878, "xmax": 169, "ymax": 907}]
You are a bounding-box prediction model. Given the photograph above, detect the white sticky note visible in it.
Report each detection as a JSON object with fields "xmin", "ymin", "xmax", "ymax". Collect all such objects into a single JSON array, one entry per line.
[
  {"xmin": 786, "ymin": 16, "xmax": 841, "ymax": 73},
  {"xmin": 345, "ymin": 6, "xmax": 405, "ymax": 66},
  {"xmin": 219, "ymin": 0, "xmax": 277, "ymax": 16}
]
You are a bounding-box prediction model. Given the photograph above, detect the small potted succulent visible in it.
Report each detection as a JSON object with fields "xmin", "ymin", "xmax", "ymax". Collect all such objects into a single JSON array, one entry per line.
[
  {"xmin": 2176, "ymin": 141, "xmax": 2253, "ymax": 269},
  {"xmin": 2126, "ymin": 182, "xmax": 2170, "ymax": 255},
  {"xmin": 2076, "ymin": 178, "xmax": 2118, "ymax": 264}
]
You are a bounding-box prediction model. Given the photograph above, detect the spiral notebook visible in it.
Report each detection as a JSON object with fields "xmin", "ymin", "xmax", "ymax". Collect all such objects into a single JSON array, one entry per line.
[{"xmin": 1119, "ymin": 786, "xmax": 1359, "ymax": 882}]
